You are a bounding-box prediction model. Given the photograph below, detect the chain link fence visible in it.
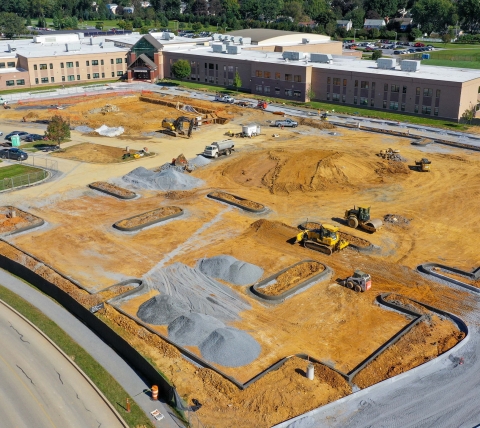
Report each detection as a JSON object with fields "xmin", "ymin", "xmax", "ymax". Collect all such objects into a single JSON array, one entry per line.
[{"xmin": 0, "ymin": 169, "xmax": 48, "ymax": 191}]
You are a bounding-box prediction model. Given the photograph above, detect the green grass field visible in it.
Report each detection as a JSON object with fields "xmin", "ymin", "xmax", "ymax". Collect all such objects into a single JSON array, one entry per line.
[
  {"xmin": 0, "ymin": 285, "xmax": 154, "ymax": 428},
  {"xmin": 0, "ymin": 79, "xmax": 118, "ymax": 96},
  {"xmin": 0, "ymin": 164, "xmax": 42, "ymax": 180},
  {"xmin": 422, "ymin": 59, "xmax": 480, "ymax": 69}
]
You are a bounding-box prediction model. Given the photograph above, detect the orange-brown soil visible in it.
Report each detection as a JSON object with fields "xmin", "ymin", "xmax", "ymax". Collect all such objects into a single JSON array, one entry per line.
[
  {"xmin": 432, "ymin": 267, "xmax": 480, "ymax": 287},
  {"xmin": 115, "ymin": 206, "xmax": 182, "ymax": 229},
  {"xmin": 52, "ymin": 143, "xmax": 136, "ymax": 163},
  {"xmin": 0, "ymin": 206, "xmax": 41, "ymax": 234},
  {"xmin": 90, "ymin": 181, "xmax": 136, "ymax": 198},
  {"xmin": 210, "ymin": 191, "xmax": 264, "ymax": 210}
]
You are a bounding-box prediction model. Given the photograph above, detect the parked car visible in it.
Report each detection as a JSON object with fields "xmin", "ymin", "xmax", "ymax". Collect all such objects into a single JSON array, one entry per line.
[
  {"xmin": 35, "ymin": 143, "xmax": 59, "ymax": 152},
  {"xmin": 0, "ymin": 131, "xmax": 3, "ymax": 136},
  {"xmin": 365, "ymin": 47, "xmax": 375, "ymax": 52},
  {"xmin": 0, "ymin": 148, "xmax": 28, "ymax": 161},
  {"xmin": 393, "ymin": 50, "xmax": 405, "ymax": 55},
  {"xmin": 275, "ymin": 118, "xmax": 298, "ymax": 128},
  {"xmin": 5, "ymin": 131, "xmax": 29, "ymax": 141},
  {"xmin": 214, "ymin": 95, "xmax": 235, "ymax": 103},
  {"xmin": 414, "ymin": 42, "xmax": 425, "ymax": 47},
  {"xmin": 24, "ymin": 133, "xmax": 45, "ymax": 142},
  {"xmin": 0, "ymin": 141, "xmax": 12, "ymax": 147}
]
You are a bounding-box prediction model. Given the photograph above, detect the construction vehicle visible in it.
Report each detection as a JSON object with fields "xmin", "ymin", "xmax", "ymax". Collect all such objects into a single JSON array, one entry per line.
[
  {"xmin": 344, "ymin": 206, "xmax": 383, "ymax": 233},
  {"xmin": 203, "ymin": 140, "xmax": 235, "ymax": 158},
  {"xmin": 341, "ymin": 270, "xmax": 372, "ymax": 292},
  {"xmin": 161, "ymin": 116, "xmax": 196, "ymax": 138},
  {"xmin": 378, "ymin": 148, "xmax": 400, "ymax": 160},
  {"xmin": 256, "ymin": 100, "xmax": 268, "ymax": 109},
  {"xmin": 295, "ymin": 224, "xmax": 349, "ymax": 255},
  {"xmin": 415, "ymin": 158, "xmax": 431, "ymax": 172}
]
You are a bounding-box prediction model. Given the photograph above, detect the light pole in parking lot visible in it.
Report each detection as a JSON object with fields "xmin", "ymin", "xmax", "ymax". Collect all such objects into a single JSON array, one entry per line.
[{"xmin": 394, "ymin": 31, "xmax": 397, "ymax": 47}]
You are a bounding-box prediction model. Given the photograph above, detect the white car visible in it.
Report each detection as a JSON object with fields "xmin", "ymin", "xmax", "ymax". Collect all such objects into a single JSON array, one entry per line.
[{"xmin": 214, "ymin": 95, "xmax": 235, "ymax": 103}]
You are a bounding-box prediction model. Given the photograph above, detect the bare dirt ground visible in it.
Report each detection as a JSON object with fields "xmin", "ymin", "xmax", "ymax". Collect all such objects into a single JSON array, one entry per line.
[
  {"xmin": 52, "ymin": 142, "xmax": 142, "ymax": 163},
  {"xmin": 1, "ymin": 94, "xmax": 479, "ymax": 427}
]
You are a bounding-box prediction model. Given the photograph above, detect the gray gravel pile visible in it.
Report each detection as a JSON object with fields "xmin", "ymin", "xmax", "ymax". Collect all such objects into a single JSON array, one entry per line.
[
  {"xmin": 122, "ymin": 166, "xmax": 204, "ymax": 191},
  {"xmin": 144, "ymin": 262, "xmax": 250, "ymax": 322},
  {"xmin": 199, "ymin": 327, "xmax": 261, "ymax": 367},
  {"xmin": 137, "ymin": 294, "xmax": 190, "ymax": 325},
  {"xmin": 168, "ymin": 312, "xmax": 225, "ymax": 346},
  {"xmin": 158, "ymin": 163, "xmax": 185, "ymax": 173},
  {"xmin": 198, "ymin": 255, "xmax": 263, "ymax": 286},
  {"xmin": 188, "ymin": 155, "xmax": 211, "ymax": 168}
]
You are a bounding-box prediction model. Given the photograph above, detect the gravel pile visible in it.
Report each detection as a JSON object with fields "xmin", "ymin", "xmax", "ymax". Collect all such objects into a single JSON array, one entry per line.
[
  {"xmin": 389, "ymin": 153, "xmax": 408, "ymax": 162},
  {"xmin": 137, "ymin": 294, "xmax": 190, "ymax": 325},
  {"xmin": 168, "ymin": 312, "xmax": 225, "ymax": 346},
  {"xmin": 199, "ymin": 327, "xmax": 261, "ymax": 367},
  {"xmin": 198, "ymin": 255, "xmax": 263, "ymax": 286},
  {"xmin": 122, "ymin": 167, "xmax": 204, "ymax": 191},
  {"xmin": 158, "ymin": 163, "xmax": 185, "ymax": 173},
  {"xmin": 188, "ymin": 155, "xmax": 211, "ymax": 167}
]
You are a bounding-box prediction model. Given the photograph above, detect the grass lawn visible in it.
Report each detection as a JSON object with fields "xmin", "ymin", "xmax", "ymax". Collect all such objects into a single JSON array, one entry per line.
[
  {"xmin": 0, "ymin": 164, "xmax": 43, "ymax": 180},
  {"xmin": 429, "ymin": 43, "xmax": 480, "ymax": 49},
  {"xmin": 0, "ymin": 284, "xmax": 154, "ymax": 428},
  {"xmin": 161, "ymin": 79, "xmax": 470, "ymax": 131},
  {"xmin": 0, "ymin": 80, "xmax": 119, "ymax": 96},
  {"xmin": 422, "ymin": 59, "xmax": 480, "ymax": 69}
]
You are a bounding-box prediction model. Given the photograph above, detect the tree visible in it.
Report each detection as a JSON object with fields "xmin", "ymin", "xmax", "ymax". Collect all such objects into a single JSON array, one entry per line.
[
  {"xmin": 192, "ymin": 21, "xmax": 202, "ymax": 31},
  {"xmin": 372, "ymin": 49, "xmax": 382, "ymax": 60},
  {"xmin": 171, "ymin": 59, "xmax": 191, "ymax": 79},
  {"xmin": 0, "ymin": 12, "xmax": 27, "ymax": 38},
  {"xmin": 46, "ymin": 115, "xmax": 70, "ymax": 147},
  {"xmin": 411, "ymin": 0, "xmax": 454, "ymax": 35},
  {"xmin": 306, "ymin": 85, "xmax": 315, "ymax": 101},
  {"xmin": 461, "ymin": 104, "xmax": 475, "ymax": 124},
  {"xmin": 363, "ymin": 0, "xmax": 399, "ymax": 19},
  {"xmin": 140, "ymin": 25, "xmax": 149, "ymax": 33},
  {"xmin": 458, "ymin": 0, "xmax": 480, "ymax": 32},
  {"xmin": 233, "ymin": 70, "xmax": 242, "ymax": 90},
  {"xmin": 95, "ymin": 21, "xmax": 104, "ymax": 30}
]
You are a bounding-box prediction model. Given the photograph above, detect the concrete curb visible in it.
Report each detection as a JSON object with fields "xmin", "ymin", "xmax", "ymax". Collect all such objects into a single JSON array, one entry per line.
[
  {"xmin": 0, "ymin": 298, "xmax": 129, "ymax": 428},
  {"xmin": 417, "ymin": 263, "xmax": 480, "ymax": 293},
  {"xmin": 0, "ymin": 168, "xmax": 51, "ymax": 194},
  {"xmin": 0, "ymin": 206, "xmax": 45, "ymax": 237},
  {"xmin": 113, "ymin": 207, "xmax": 184, "ymax": 232},
  {"xmin": 207, "ymin": 191, "xmax": 266, "ymax": 213},
  {"xmin": 88, "ymin": 182, "xmax": 137, "ymax": 200}
]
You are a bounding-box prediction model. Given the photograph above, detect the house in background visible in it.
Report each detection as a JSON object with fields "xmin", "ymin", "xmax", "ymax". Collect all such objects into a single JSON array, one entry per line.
[
  {"xmin": 364, "ymin": 19, "xmax": 386, "ymax": 30},
  {"xmin": 123, "ymin": 6, "xmax": 135, "ymax": 13},
  {"xmin": 391, "ymin": 17, "xmax": 413, "ymax": 30},
  {"xmin": 336, "ymin": 20, "xmax": 352, "ymax": 31}
]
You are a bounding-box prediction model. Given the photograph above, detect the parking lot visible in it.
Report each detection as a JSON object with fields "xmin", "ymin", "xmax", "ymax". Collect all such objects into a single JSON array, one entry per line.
[{"xmin": 343, "ymin": 41, "xmax": 438, "ymax": 57}]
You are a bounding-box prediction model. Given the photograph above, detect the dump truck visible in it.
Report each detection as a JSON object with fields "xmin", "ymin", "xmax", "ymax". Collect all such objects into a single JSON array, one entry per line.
[
  {"xmin": 295, "ymin": 224, "xmax": 349, "ymax": 255},
  {"xmin": 341, "ymin": 270, "xmax": 372, "ymax": 292},
  {"xmin": 203, "ymin": 140, "xmax": 235, "ymax": 158},
  {"xmin": 415, "ymin": 158, "xmax": 431, "ymax": 172},
  {"xmin": 344, "ymin": 206, "xmax": 383, "ymax": 233}
]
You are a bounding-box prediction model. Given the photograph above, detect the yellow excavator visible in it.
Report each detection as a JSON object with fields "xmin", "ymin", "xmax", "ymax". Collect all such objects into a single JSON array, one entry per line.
[
  {"xmin": 344, "ymin": 206, "xmax": 383, "ymax": 233},
  {"xmin": 161, "ymin": 116, "xmax": 196, "ymax": 138},
  {"xmin": 295, "ymin": 224, "xmax": 349, "ymax": 255}
]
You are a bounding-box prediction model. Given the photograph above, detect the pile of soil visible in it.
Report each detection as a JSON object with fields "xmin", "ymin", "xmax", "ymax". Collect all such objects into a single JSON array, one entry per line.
[
  {"xmin": 90, "ymin": 181, "xmax": 136, "ymax": 198},
  {"xmin": 52, "ymin": 143, "xmax": 128, "ymax": 163},
  {"xmin": 0, "ymin": 206, "xmax": 42, "ymax": 234},
  {"xmin": 339, "ymin": 231, "xmax": 371, "ymax": 248},
  {"xmin": 383, "ymin": 294, "xmax": 430, "ymax": 316},
  {"xmin": 374, "ymin": 160, "xmax": 410, "ymax": 176},
  {"xmin": 116, "ymin": 206, "xmax": 182, "ymax": 229},
  {"xmin": 432, "ymin": 267, "xmax": 480, "ymax": 288},
  {"xmin": 97, "ymin": 284, "xmax": 136, "ymax": 301},
  {"xmin": 261, "ymin": 262, "xmax": 325, "ymax": 296},
  {"xmin": 302, "ymin": 222, "xmax": 322, "ymax": 230},
  {"xmin": 210, "ymin": 191, "xmax": 264, "ymax": 210},
  {"xmin": 163, "ymin": 190, "xmax": 196, "ymax": 199}
]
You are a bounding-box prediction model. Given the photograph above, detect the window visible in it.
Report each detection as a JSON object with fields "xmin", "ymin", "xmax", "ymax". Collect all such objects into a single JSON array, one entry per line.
[
  {"xmin": 67, "ymin": 75, "xmax": 74, "ymax": 81},
  {"xmin": 275, "ymin": 72, "xmax": 280, "ymax": 80},
  {"xmin": 92, "ymin": 60, "xmax": 99, "ymax": 66},
  {"xmin": 343, "ymin": 79, "xmax": 347, "ymax": 87},
  {"xmin": 66, "ymin": 62, "xmax": 73, "ymax": 68},
  {"xmin": 16, "ymin": 79, "xmax": 25, "ymax": 85},
  {"xmin": 353, "ymin": 96, "xmax": 357, "ymax": 104},
  {"xmin": 371, "ymin": 98, "xmax": 375, "ymax": 106},
  {"xmin": 383, "ymin": 100, "xmax": 387, "ymax": 108},
  {"xmin": 416, "ymin": 87, "xmax": 420, "ymax": 96},
  {"xmin": 327, "ymin": 77, "xmax": 331, "ymax": 84},
  {"xmin": 332, "ymin": 93, "xmax": 340, "ymax": 101},
  {"xmin": 293, "ymin": 90, "xmax": 301, "ymax": 98},
  {"xmin": 333, "ymin": 78, "xmax": 341, "ymax": 86},
  {"xmin": 401, "ymin": 103, "xmax": 405, "ymax": 111},
  {"xmin": 111, "ymin": 59, "xmax": 114, "ymax": 64},
  {"xmin": 264, "ymin": 71, "xmax": 271, "ymax": 78},
  {"xmin": 77, "ymin": 75, "xmax": 80, "ymax": 80},
  {"xmin": 112, "ymin": 72, "xmax": 115, "ymax": 77},
  {"xmin": 117, "ymin": 71, "xmax": 123, "ymax": 76},
  {"xmin": 125, "ymin": 58, "xmax": 127, "ymax": 63},
  {"xmin": 360, "ymin": 97, "xmax": 368, "ymax": 105},
  {"xmin": 87, "ymin": 74, "xmax": 91, "ymax": 79},
  {"xmin": 327, "ymin": 93, "xmax": 330, "ymax": 100},
  {"xmin": 41, "ymin": 77, "xmax": 48, "ymax": 83},
  {"xmin": 255, "ymin": 70, "xmax": 262, "ymax": 77},
  {"xmin": 389, "ymin": 101, "xmax": 399, "ymax": 110},
  {"xmin": 255, "ymin": 85, "xmax": 263, "ymax": 92},
  {"xmin": 361, "ymin": 81, "xmax": 369, "ymax": 89},
  {"xmin": 35, "ymin": 78, "xmax": 39, "ymax": 84},
  {"xmin": 116, "ymin": 58, "xmax": 123, "ymax": 64},
  {"xmin": 275, "ymin": 87, "xmax": 280, "ymax": 95},
  {"xmin": 6, "ymin": 80, "xmax": 14, "ymax": 86},
  {"xmin": 264, "ymin": 86, "xmax": 270, "ymax": 94},
  {"xmin": 86, "ymin": 60, "xmax": 90, "ymax": 66},
  {"xmin": 285, "ymin": 74, "xmax": 292, "ymax": 81},
  {"xmin": 391, "ymin": 85, "xmax": 399, "ymax": 93},
  {"xmin": 372, "ymin": 82, "xmax": 375, "ymax": 91},
  {"xmin": 7, "ymin": 61, "xmax": 15, "ymax": 68},
  {"xmin": 434, "ymin": 107, "xmax": 439, "ymax": 116},
  {"xmin": 49, "ymin": 63, "xmax": 53, "ymax": 69},
  {"xmin": 414, "ymin": 104, "xmax": 419, "ymax": 113},
  {"xmin": 34, "ymin": 64, "xmax": 37, "ymax": 70},
  {"xmin": 93, "ymin": 73, "xmax": 100, "ymax": 78},
  {"xmin": 422, "ymin": 106, "xmax": 431, "ymax": 115},
  {"xmin": 101, "ymin": 60, "xmax": 104, "ymax": 65},
  {"xmin": 61, "ymin": 76, "xmax": 65, "ymax": 82},
  {"xmin": 354, "ymin": 80, "xmax": 358, "ymax": 87},
  {"xmin": 402, "ymin": 86, "xmax": 407, "ymax": 94},
  {"xmin": 342, "ymin": 94, "xmax": 346, "ymax": 102},
  {"xmin": 423, "ymin": 88, "xmax": 432, "ymax": 97},
  {"xmin": 60, "ymin": 62, "xmax": 64, "ymax": 68},
  {"xmin": 285, "ymin": 89, "xmax": 293, "ymax": 96},
  {"xmin": 436, "ymin": 89, "xmax": 441, "ymax": 98},
  {"xmin": 384, "ymin": 83, "xmax": 388, "ymax": 92},
  {"xmin": 102, "ymin": 72, "xmax": 105, "ymax": 78},
  {"xmin": 0, "ymin": 62, "xmax": 5, "ymax": 68},
  {"xmin": 209, "ymin": 63, "xmax": 214, "ymax": 70},
  {"xmin": 294, "ymin": 75, "xmax": 301, "ymax": 83}
]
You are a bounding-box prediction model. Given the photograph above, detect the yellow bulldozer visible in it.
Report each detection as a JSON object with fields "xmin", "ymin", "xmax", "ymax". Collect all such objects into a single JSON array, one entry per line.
[
  {"xmin": 415, "ymin": 158, "xmax": 431, "ymax": 172},
  {"xmin": 344, "ymin": 206, "xmax": 383, "ymax": 233},
  {"xmin": 161, "ymin": 116, "xmax": 197, "ymax": 138},
  {"xmin": 295, "ymin": 224, "xmax": 349, "ymax": 255}
]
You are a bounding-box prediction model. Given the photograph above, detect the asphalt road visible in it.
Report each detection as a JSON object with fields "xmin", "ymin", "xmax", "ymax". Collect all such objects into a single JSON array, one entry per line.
[{"xmin": 0, "ymin": 299, "xmax": 125, "ymax": 428}]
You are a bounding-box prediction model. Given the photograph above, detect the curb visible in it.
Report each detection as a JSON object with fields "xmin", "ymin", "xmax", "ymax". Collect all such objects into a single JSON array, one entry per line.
[
  {"xmin": 417, "ymin": 263, "xmax": 480, "ymax": 293},
  {"xmin": 113, "ymin": 207, "xmax": 184, "ymax": 232},
  {"xmin": 207, "ymin": 191, "xmax": 266, "ymax": 213},
  {"xmin": 0, "ymin": 206, "xmax": 45, "ymax": 237},
  {"xmin": 0, "ymin": 169, "xmax": 51, "ymax": 194},
  {"xmin": 88, "ymin": 182, "xmax": 137, "ymax": 200},
  {"xmin": 0, "ymin": 298, "xmax": 129, "ymax": 428}
]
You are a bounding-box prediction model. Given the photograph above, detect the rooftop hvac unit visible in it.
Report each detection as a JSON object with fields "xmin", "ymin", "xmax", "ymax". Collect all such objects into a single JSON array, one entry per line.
[
  {"xmin": 282, "ymin": 51, "xmax": 306, "ymax": 61},
  {"xmin": 227, "ymin": 45, "xmax": 241, "ymax": 55},
  {"xmin": 89, "ymin": 37, "xmax": 103, "ymax": 45},
  {"xmin": 377, "ymin": 58, "xmax": 396, "ymax": 69},
  {"xmin": 167, "ymin": 32, "xmax": 175, "ymax": 39},
  {"xmin": 161, "ymin": 32, "xmax": 170, "ymax": 40},
  {"xmin": 212, "ymin": 33, "xmax": 221, "ymax": 41},
  {"xmin": 233, "ymin": 36, "xmax": 241, "ymax": 44},
  {"xmin": 401, "ymin": 60, "xmax": 421, "ymax": 72},
  {"xmin": 302, "ymin": 38, "xmax": 310, "ymax": 44},
  {"xmin": 212, "ymin": 43, "xmax": 226, "ymax": 53},
  {"xmin": 239, "ymin": 37, "xmax": 251, "ymax": 45},
  {"xmin": 65, "ymin": 43, "xmax": 81, "ymax": 52},
  {"xmin": 310, "ymin": 53, "xmax": 333, "ymax": 63},
  {"xmin": 103, "ymin": 41, "xmax": 114, "ymax": 48}
]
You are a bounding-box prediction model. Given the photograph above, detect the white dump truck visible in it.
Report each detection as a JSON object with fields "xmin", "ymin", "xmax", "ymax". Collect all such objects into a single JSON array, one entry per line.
[
  {"xmin": 242, "ymin": 123, "xmax": 261, "ymax": 137},
  {"xmin": 203, "ymin": 140, "xmax": 235, "ymax": 158}
]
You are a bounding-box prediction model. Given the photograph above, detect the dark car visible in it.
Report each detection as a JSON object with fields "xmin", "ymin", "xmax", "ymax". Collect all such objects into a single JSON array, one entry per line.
[
  {"xmin": 0, "ymin": 148, "xmax": 28, "ymax": 161},
  {"xmin": 0, "ymin": 141, "xmax": 12, "ymax": 147},
  {"xmin": 35, "ymin": 143, "xmax": 59, "ymax": 152},
  {"xmin": 393, "ymin": 50, "xmax": 404, "ymax": 55},
  {"xmin": 5, "ymin": 131, "xmax": 29, "ymax": 141},
  {"xmin": 24, "ymin": 133, "xmax": 45, "ymax": 142}
]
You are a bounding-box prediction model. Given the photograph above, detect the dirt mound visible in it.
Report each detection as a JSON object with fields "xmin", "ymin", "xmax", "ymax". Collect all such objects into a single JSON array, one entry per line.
[
  {"xmin": 222, "ymin": 149, "xmax": 407, "ymax": 195},
  {"xmin": 384, "ymin": 214, "xmax": 411, "ymax": 229}
]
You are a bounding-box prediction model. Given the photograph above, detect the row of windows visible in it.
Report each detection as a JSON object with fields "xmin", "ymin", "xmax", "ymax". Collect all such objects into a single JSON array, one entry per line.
[
  {"xmin": 256, "ymin": 70, "xmax": 302, "ymax": 82},
  {"xmin": 0, "ymin": 62, "xmax": 16, "ymax": 68},
  {"xmin": 5, "ymin": 79, "xmax": 25, "ymax": 86},
  {"xmin": 33, "ymin": 58, "xmax": 125, "ymax": 71},
  {"xmin": 32, "ymin": 71, "xmax": 124, "ymax": 85},
  {"xmin": 328, "ymin": 77, "xmax": 441, "ymax": 98},
  {"xmin": 255, "ymin": 85, "xmax": 301, "ymax": 97}
]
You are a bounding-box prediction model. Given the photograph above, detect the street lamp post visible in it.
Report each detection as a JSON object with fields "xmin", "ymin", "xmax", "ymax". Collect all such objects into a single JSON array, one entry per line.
[{"xmin": 394, "ymin": 31, "xmax": 397, "ymax": 47}]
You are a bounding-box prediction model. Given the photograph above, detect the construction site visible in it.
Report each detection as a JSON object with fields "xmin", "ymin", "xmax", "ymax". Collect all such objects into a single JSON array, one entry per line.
[{"xmin": 0, "ymin": 89, "xmax": 479, "ymax": 427}]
